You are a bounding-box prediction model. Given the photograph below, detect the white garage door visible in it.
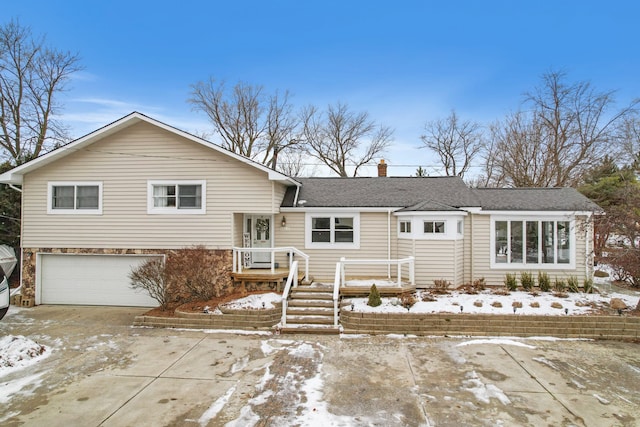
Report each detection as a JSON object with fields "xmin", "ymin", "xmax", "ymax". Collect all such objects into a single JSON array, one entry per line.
[{"xmin": 40, "ymin": 254, "xmax": 161, "ymax": 307}]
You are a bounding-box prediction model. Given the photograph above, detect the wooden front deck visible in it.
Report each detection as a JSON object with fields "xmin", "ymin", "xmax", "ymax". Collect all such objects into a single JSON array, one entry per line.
[{"xmin": 230, "ymin": 268, "xmax": 292, "ymax": 291}]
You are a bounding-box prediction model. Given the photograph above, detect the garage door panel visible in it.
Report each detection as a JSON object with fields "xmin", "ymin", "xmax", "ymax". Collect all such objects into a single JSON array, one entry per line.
[{"xmin": 40, "ymin": 254, "xmax": 161, "ymax": 307}]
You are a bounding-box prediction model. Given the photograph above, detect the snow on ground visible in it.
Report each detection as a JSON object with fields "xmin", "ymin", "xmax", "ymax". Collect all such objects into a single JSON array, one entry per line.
[
  {"xmin": 344, "ymin": 289, "xmax": 639, "ymax": 315},
  {"xmin": 463, "ymin": 371, "xmax": 511, "ymax": 405},
  {"xmin": 0, "ymin": 335, "xmax": 51, "ymax": 406},
  {"xmin": 220, "ymin": 293, "xmax": 282, "ymax": 310},
  {"xmin": 0, "ymin": 335, "xmax": 50, "ymax": 378},
  {"xmin": 456, "ymin": 339, "xmax": 536, "ymax": 349}
]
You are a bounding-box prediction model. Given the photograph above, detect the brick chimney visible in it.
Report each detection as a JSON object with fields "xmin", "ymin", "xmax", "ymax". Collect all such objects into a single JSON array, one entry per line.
[{"xmin": 377, "ymin": 159, "xmax": 387, "ymax": 177}]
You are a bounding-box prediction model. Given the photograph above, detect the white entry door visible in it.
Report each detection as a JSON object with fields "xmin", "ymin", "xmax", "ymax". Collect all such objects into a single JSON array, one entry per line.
[{"xmin": 247, "ymin": 215, "xmax": 272, "ymax": 266}]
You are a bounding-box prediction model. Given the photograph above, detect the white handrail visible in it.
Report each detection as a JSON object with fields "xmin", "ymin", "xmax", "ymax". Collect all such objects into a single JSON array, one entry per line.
[
  {"xmin": 281, "ymin": 260, "xmax": 299, "ymax": 326},
  {"xmin": 339, "ymin": 256, "xmax": 415, "ymax": 286},
  {"xmin": 333, "ymin": 262, "xmax": 341, "ymax": 326},
  {"xmin": 232, "ymin": 246, "xmax": 309, "ymax": 280}
]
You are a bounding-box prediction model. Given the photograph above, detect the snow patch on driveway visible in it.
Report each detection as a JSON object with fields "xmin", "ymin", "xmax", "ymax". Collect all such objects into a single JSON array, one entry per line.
[{"xmin": 0, "ymin": 335, "xmax": 50, "ymax": 378}]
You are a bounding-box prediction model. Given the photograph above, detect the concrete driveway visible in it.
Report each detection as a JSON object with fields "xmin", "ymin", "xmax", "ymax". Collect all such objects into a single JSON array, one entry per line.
[{"xmin": 1, "ymin": 305, "xmax": 639, "ymax": 426}]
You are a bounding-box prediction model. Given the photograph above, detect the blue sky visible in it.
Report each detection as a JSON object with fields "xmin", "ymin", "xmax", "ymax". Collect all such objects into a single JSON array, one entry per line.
[{"xmin": 4, "ymin": 0, "xmax": 640, "ymax": 176}]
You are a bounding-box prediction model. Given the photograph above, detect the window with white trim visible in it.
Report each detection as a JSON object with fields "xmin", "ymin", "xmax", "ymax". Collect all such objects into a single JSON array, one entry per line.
[
  {"xmin": 424, "ymin": 220, "xmax": 445, "ymax": 234},
  {"xmin": 399, "ymin": 220, "xmax": 412, "ymax": 234},
  {"xmin": 48, "ymin": 182, "xmax": 102, "ymax": 214},
  {"xmin": 305, "ymin": 213, "xmax": 359, "ymax": 248},
  {"xmin": 147, "ymin": 180, "xmax": 206, "ymax": 214},
  {"xmin": 494, "ymin": 219, "xmax": 572, "ymax": 266}
]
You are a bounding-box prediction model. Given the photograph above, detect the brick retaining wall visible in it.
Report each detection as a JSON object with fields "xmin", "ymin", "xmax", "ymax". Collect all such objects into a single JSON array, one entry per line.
[
  {"xmin": 340, "ymin": 311, "xmax": 640, "ymax": 340},
  {"xmin": 133, "ymin": 304, "xmax": 282, "ymax": 330},
  {"xmin": 133, "ymin": 305, "xmax": 640, "ymax": 340}
]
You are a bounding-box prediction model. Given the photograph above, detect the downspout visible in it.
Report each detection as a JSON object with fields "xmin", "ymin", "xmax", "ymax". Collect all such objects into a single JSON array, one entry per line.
[
  {"xmin": 9, "ymin": 184, "xmax": 22, "ymax": 193},
  {"xmin": 387, "ymin": 209, "xmax": 391, "ymax": 278},
  {"xmin": 585, "ymin": 214, "xmax": 591, "ymax": 279},
  {"xmin": 293, "ymin": 184, "xmax": 300, "ymax": 207},
  {"xmin": 470, "ymin": 213, "xmax": 474, "ymax": 281}
]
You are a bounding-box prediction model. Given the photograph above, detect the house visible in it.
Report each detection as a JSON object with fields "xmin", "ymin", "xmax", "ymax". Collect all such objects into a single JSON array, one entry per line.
[{"xmin": 0, "ymin": 112, "xmax": 601, "ymax": 307}]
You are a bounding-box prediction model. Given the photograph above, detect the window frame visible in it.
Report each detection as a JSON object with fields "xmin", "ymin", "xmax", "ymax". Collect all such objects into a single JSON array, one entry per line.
[
  {"xmin": 423, "ymin": 220, "xmax": 446, "ymax": 234},
  {"xmin": 47, "ymin": 181, "xmax": 103, "ymax": 215},
  {"xmin": 399, "ymin": 219, "xmax": 412, "ymax": 234},
  {"xmin": 147, "ymin": 180, "xmax": 206, "ymax": 214},
  {"xmin": 490, "ymin": 215, "xmax": 576, "ymax": 270},
  {"xmin": 305, "ymin": 212, "xmax": 360, "ymax": 249}
]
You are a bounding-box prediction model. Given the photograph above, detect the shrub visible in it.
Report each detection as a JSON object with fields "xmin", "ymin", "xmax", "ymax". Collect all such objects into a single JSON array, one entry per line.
[
  {"xmin": 504, "ymin": 273, "xmax": 518, "ymax": 291},
  {"xmin": 434, "ymin": 279, "xmax": 450, "ymax": 289},
  {"xmin": 567, "ymin": 276, "xmax": 580, "ymax": 293},
  {"xmin": 520, "ymin": 271, "xmax": 534, "ymax": 291},
  {"xmin": 554, "ymin": 277, "xmax": 566, "ymax": 292},
  {"xmin": 399, "ymin": 292, "xmax": 416, "ymax": 310},
  {"xmin": 165, "ymin": 245, "xmax": 232, "ymax": 301},
  {"xmin": 368, "ymin": 284, "xmax": 382, "ymax": 307},
  {"xmin": 538, "ymin": 271, "xmax": 551, "ymax": 292},
  {"xmin": 583, "ymin": 278, "xmax": 594, "ymax": 294},
  {"xmin": 472, "ymin": 277, "xmax": 486, "ymax": 291},
  {"xmin": 129, "ymin": 258, "xmax": 173, "ymax": 310}
]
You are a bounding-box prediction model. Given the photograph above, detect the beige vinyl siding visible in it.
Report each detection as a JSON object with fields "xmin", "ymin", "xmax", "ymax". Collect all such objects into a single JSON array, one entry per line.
[
  {"xmin": 23, "ymin": 122, "xmax": 281, "ymax": 249},
  {"xmin": 412, "ymin": 240, "xmax": 456, "ymax": 286},
  {"xmin": 276, "ymin": 212, "xmax": 395, "ymax": 281},
  {"xmin": 455, "ymin": 238, "xmax": 464, "ymax": 285},
  {"xmin": 470, "ymin": 214, "xmax": 590, "ymax": 286},
  {"xmin": 272, "ymin": 182, "xmax": 289, "ymax": 212},
  {"xmin": 462, "ymin": 215, "xmax": 473, "ymax": 284}
]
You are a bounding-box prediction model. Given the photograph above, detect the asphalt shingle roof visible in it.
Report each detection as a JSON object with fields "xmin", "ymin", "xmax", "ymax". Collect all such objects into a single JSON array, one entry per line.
[
  {"xmin": 281, "ymin": 176, "xmax": 601, "ymax": 212},
  {"xmin": 281, "ymin": 177, "xmax": 479, "ymax": 208},
  {"xmin": 472, "ymin": 187, "xmax": 602, "ymax": 212}
]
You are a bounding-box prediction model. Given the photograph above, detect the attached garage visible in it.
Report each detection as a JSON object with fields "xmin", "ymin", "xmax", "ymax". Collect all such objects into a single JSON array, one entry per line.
[{"xmin": 38, "ymin": 254, "xmax": 162, "ymax": 307}]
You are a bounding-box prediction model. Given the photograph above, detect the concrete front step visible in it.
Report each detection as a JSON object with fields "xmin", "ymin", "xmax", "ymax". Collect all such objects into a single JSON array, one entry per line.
[
  {"xmin": 286, "ymin": 315, "xmax": 334, "ymax": 325},
  {"xmin": 290, "ymin": 292, "xmax": 333, "ymax": 300},
  {"xmin": 292, "ymin": 285, "xmax": 333, "ymax": 293},
  {"xmin": 287, "ymin": 307, "xmax": 334, "ymax": 316},
  {"xmin": 288, "ymin": 299, "xmax": 335, "ymax": 308},
  {"xmin": 279, "ymin": 324, "xmax": 341, "ymax": 335}
]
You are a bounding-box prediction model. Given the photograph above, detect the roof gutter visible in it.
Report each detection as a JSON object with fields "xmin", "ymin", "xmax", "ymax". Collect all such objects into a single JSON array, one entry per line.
[{"xmin": 8, "ymin": 184, "xmax": 22, "ymax": 193}]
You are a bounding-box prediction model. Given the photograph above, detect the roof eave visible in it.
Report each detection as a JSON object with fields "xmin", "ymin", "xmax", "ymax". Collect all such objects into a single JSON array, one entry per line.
[{"xmin": 0, "ymin": 112, "xmax": 298, "ymax": 185}]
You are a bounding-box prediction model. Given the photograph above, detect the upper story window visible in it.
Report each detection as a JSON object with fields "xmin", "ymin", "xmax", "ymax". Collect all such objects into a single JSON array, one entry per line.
[
  {"xmin": 399, "ymin": 220, "xmax": 412, "ymax": 234},
  {"xmin": 424, "ymin": 220, "xmax": 445, "ymax": 234},
  {"xmin": 493, "ymin": 218, "xmax": 573, "ymax": 268},
  {"xmin": 47, "ymin": 182, "xmax": 102, "ymax": 214},
  {"xmin": 147, "ymin": 180, "xmax": 206, "ymax": 214},
  {"xmin": 305, "ymin": 213, "xmax": 359, "ymax": 249}
]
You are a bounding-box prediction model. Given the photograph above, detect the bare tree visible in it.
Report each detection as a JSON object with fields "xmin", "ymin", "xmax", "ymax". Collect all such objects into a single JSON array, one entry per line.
[
  {"xmin": 420, "ymin": 110, "xmax": 483, "ymax": 178},
  {"xmin": 483, "ymin": 71, "xmax": 638, "ymax": 187},
  {"xmin": 616, "ymin": 114, "xmax": 640, "ymax": 167},
  {"xmin": 189, "ymin": 78, "xmax": 300, "ymax": 170},
  {"xmin": 302, "ymin": 103, "xmax": 393, "ymax": 177},
  {"xmin": 0, "ymin": 20, "xmax": 82, "ymax": 165},
  {"xmin": 276, "ymin": 147, "xmax": 307, "ymax": 177}
]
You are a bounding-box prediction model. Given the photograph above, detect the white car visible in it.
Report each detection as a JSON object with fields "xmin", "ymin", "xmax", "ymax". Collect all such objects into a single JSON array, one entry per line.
[{"xmin": 0, "ymin": 266, "xmax": 9, "ymax": 320}]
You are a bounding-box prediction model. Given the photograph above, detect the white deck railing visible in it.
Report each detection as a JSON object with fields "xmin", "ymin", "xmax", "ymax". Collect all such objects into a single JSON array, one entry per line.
[
  {"xmin": 332, "ymin": 262, "xmax": 341, "ymax": 326},
  {"xmin": 281, "ymin": 260, "xmax": 299, "ymax": 326},
  {"xmin": 232, "ymin": 246, "xmax": 309, "ymax": 280},
  {"xmin": 338, "ymin": 256, "xmax": 415, "ymax": 287}
]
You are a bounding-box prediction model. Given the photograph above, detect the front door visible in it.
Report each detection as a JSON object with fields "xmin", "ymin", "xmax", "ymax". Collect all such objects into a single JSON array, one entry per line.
[{"xmin": 246, "ymin": 215, "xmax": 272, "ymax": 266}]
